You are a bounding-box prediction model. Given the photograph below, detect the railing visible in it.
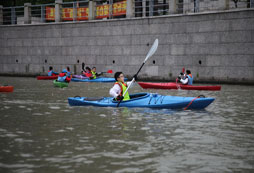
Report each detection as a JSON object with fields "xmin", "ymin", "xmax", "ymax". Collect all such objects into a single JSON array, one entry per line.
[{"xmin": 0, "ymin": 0, "xmax": 253, "ymax": 25}]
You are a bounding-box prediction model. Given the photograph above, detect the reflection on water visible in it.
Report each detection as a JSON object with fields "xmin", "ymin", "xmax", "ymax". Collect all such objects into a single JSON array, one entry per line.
[{"xmin": 0, "ymin": 77, "xmax": 254, "ymax": 172}]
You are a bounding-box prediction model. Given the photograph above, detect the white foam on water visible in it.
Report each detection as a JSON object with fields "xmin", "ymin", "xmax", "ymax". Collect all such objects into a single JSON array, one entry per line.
[
  {"xmin": 49, "ymin": 106, "xmax": 60, "ymax": 110},
  {"xmin": 32, "ymin": 113, "xmax": 43, "ymax": 116},
  {"xmin": 66, "ymin": 127, "xmax": 74, "ymax": 131},
  {"xmin": 140, "ymin": 127, "xmax": 150, "ymax": 131},
  {"xmin": 99, "ymin": 114, "xmax": 106, "ymax": 117},
  {"xmin": 54, "ymin": 129, "xmax": 65, "ymax": 133},
  {"xmin": 20, "ymin": 153, "xmax": 33, "ymax": 158}
]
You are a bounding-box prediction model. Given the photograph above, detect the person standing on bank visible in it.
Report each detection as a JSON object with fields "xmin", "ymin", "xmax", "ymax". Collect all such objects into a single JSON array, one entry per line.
[
  {"xmin": 178, "ymin": 70, "xmax": 193, "ymax": 85},
  {"xmin": 109, "ymin": 72, "xmax": 137, "ymax": 101}
]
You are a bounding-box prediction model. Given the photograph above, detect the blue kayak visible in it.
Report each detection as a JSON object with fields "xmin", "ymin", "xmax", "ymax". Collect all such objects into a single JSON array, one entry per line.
[
  {"xmin": 68, "ymin": 93, "xmax": 215, "ymax": 109},
  {"xmin": 71, "ymin": 77, "xmax": 128, "ymax": 83},
  {"xmin": 71, "ymin": 77, "xmax": 115, "ymax": 83}
]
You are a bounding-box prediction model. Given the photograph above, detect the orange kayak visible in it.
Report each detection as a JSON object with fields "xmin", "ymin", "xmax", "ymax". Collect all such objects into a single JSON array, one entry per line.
[{"xmin": 0, "ymin": 86, "xmax": 14, "ymax": 92}]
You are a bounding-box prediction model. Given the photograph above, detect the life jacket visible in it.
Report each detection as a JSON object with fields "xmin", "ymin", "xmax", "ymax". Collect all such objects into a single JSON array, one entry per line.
[
  {"xmin": 91, "ymin": 71, "xmax": 96, "ymax": 79},
  {"xmin": 48, "ymin": 70, "xmax": 57, "ymax": 76},
  {"xmin": 67, "ymin": 71, "xmax": 71, "ymax": 77},
  {"xmin": 48, "ymin": 70, "xmax": 53, "ymax": 76},
  {"xmin": 115, "ymin": 82, "xmax": 130, "ymax": 101},
  {"xmin": 187, "ymin": 74, "xmax": 193, "ymax": 85},
  {"xmin": 57, "ymin": 73, "xmax": 67, "ymax": 82},
  {"xmin": 85, "ymin": 71, "xmax": 92, "ymax": 77}
]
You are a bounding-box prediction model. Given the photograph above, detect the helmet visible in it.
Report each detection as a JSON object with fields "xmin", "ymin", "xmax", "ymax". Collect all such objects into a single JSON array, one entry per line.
[{"xmin": 62, "ymin": 69, "xmax": 67, "ymax": 73}]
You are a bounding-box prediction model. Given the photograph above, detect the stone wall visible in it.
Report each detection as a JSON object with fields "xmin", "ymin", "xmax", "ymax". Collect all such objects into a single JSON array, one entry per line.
[{"xmin": 0, "ymin": 9, "xmax": 253, "ymax": 84}]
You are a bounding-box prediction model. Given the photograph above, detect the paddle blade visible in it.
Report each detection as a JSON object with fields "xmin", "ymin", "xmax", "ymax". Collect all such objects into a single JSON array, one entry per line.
[
  {"xmin": 107, "ymin": 69, "xmax": 113, "ymax": 73},
  {"xmin": 144, "ymin": 39, "xmax": 159, "ymax": 63},
  {"xmin": 82, "ymin": 62, "xmax": 85, "ymax": 71}
]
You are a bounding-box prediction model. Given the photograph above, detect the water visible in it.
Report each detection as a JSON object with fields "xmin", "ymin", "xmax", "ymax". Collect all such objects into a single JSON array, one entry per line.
[{"xmin": 0, "ymin": 77, "xmax": 254, "ymax": 172}]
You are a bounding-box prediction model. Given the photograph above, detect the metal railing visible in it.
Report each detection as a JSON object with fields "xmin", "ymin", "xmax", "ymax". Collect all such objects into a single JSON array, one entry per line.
[{"xmin": 0, "ymin": 0, "xmax": 253, "ymax": 25}]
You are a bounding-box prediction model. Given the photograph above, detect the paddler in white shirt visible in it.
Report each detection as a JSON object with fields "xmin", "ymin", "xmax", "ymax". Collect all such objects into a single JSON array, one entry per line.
[{"xmin": 109, "ymin": 72, "xmax": 137, "ymax": 101}]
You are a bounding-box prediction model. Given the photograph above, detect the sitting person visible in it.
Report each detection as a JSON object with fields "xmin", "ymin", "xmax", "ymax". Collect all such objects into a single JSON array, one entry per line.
[
  {"xmin": 82, "ymin": 67, "xmax": 92, "ymax": 78},
  {"xmin": 109, "ymin": 72, "xmax": 136, "ymax": 101},
  {"xmin": 57, "ymin": 69, "xmax": 71, "ymax": 83},
  {"xmin": 66, "ymin": 66, "xmax": 71, "ymax": 78},
  {"xmin": 48, "ymin": 66, "xmax": 58, "ymax": 76},
  {"xmin": 90, "ymin": 67, "xmax": 102, "ymax": 79},
  {"xmin": 178, "ymin": 70, "xmax": 193, "ymax": 85}
]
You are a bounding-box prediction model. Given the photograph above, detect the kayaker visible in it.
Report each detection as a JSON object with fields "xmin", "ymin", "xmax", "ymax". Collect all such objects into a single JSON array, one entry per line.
[
  {"xmin": 48, "ymin": 66, "xmax": 58, "ymax": 76},
  {"xmin": 83, "ymin": 67, "xmax": 92, "ymax": 78},
  {"xmin": 57, "ymin": 69, "xmax": 71, "ymax": 83},
  {"xmin": 66, "ymin": 66, "xmax": 72, "ymax": 78},
  {"xmin": 90, "ymin": 67, "xmax": 102, "ymax": 79},
  {"xmin": 178, "ymin": 70, "xmax": 193, "ymax": 85},
  {"xmin": 109, "ymin": 72, "xmax": 137, "ymax": 101}
]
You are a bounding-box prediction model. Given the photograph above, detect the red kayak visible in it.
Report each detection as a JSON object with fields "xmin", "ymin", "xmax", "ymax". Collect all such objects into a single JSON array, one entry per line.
[
  {"xmin": 0, "ymin": 86, "xmax": 14, "ymax": 92},
  {"xmin": 37, "ymin": 76, "xmax": 58, "ymax": 80},
  {"xmin": 138, "ymin": 82, "xmax": 221, "ymax": 91}
]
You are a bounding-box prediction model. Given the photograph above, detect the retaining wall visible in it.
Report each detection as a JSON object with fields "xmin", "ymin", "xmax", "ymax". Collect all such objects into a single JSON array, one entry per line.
[{"xmin": 0, "ymin": 9, "xmax": 253, "ymax": 83}]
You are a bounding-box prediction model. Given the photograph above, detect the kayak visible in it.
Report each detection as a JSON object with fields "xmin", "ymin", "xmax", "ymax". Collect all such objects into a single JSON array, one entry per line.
[
  {"xmin": 37, "ymin": 76, "xmax": 58, "ymax": 80},
  {"xmin": 71, "ymin": 77, "xmax": 117, "ymax": 83},
  {"xmin": 68, "ymin": 93, "xmax": 215, "ymax": 109},
  {"xmin": 138, "ymin": 82, "xmax": 221, "ymax": 91},
  {"xmin": 0, "ymin": 86, "xmax": 14, "ymax": 92},
  {"xmin": 72, "ymin": 75, "xmax": 88, "ymax": 79},
  {"xmin": 53, "ymin": 80, "xmax": 69, "ymax": 88}
]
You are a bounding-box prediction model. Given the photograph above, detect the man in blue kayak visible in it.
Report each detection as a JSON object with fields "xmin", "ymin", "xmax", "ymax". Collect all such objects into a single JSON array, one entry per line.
[
  {"xmin": 48, "ymin": 66, "xmax": 58, "ymax": 76},
  {"xmin": 178, "ymin": 70, "xmax": 193, "ymax": 85},
  {"xmin": 109, "ymin": 72, "xmax": 137, "ymax": 101}
]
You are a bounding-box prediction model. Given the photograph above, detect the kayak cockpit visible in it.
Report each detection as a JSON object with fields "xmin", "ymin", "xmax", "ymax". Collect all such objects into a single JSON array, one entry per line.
[{"xmin": 112, "ymin": 93, "xmax": 149, "ymax": 103}]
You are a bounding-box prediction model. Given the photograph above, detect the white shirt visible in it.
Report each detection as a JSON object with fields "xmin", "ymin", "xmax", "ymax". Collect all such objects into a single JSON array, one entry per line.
[
  {"xmin": 109, "ymin": 81, "xmax": 133, "ymax": 98},
  {"xmin": 180, "ymin": 78, "xmax": 188, "ymax": 85}
]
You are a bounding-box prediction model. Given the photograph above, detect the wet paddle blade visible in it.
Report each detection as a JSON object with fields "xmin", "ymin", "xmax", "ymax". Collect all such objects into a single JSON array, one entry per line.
[{"xmin": 107, "ymin": 70, "xmax": 113, "ymax": 73}]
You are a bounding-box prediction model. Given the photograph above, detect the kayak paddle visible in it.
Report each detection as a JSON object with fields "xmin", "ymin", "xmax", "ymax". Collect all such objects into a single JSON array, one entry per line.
[
  {"xmin": 102, "ymin": 69, "xmax": 113, "ymax": 74},
  {"xmin": 117, "ymin": 39, "xmax": 159, "ymax": 107},
  {"xmin": 82, "ymin": 62, "xmax": 85, "ymax": 72}
]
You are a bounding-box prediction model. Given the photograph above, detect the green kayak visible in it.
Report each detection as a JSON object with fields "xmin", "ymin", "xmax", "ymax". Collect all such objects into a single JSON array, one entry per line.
[{"xmin": 53, "ymin": 80, "xmax": 69, "ymax": 88}]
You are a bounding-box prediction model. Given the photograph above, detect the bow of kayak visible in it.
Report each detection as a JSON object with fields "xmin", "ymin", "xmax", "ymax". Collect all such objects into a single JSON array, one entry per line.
[
  {"xmin": 0, "ymin": 86, "xmax": 14, "ymax": 92},
  {"xmin": 53, "ymin": 80, "xmax": 69, "ymax": 88},
  {"xmin": 138, "ymin": 82, "xmax": 221, "ymax": 91},
  {"xmin": 68, "ymin": 93, "xmax": 215, "ymax": 109},
  {"xmin": 37, "ymin": 76, "xmax": 58, "ymax": 80}
]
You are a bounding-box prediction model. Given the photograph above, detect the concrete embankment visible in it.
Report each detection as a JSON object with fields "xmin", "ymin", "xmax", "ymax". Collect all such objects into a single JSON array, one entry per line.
[{"xmin": 0, "ymin": 9, "xmax": 253, "ymax": 84}]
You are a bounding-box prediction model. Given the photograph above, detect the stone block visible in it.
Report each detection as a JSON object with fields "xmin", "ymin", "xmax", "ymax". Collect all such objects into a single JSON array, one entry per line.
[
  {"xmin": 230, "ymin": 18, "xmax": 254, "ymax": 31},
  {"xmin": 164, "ymin": 56, "xmax": 175, "ymax": 65},
  {"xmin": 170, "ymin": 45, "xmax": 185, "ymax": 55},
  {"xmin": 95, "ymin": 55, "xmax": 107, "ymax": 65},
  {"xmin": 220, "ymin": 31, "xmax": 252, "ymax": 43},
  {"xmin": 186, "ymin": 21, "xmax": 200, "ymax": 33},
  {"xmin": 144, "ymin": 65, "xmax": 159, "ymax": 77}
]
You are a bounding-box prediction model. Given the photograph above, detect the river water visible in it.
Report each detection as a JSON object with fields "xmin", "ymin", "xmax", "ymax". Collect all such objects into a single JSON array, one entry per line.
[{"xmin": 0, "ymin": 76, "xmax": 254, "ymax": 172}]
